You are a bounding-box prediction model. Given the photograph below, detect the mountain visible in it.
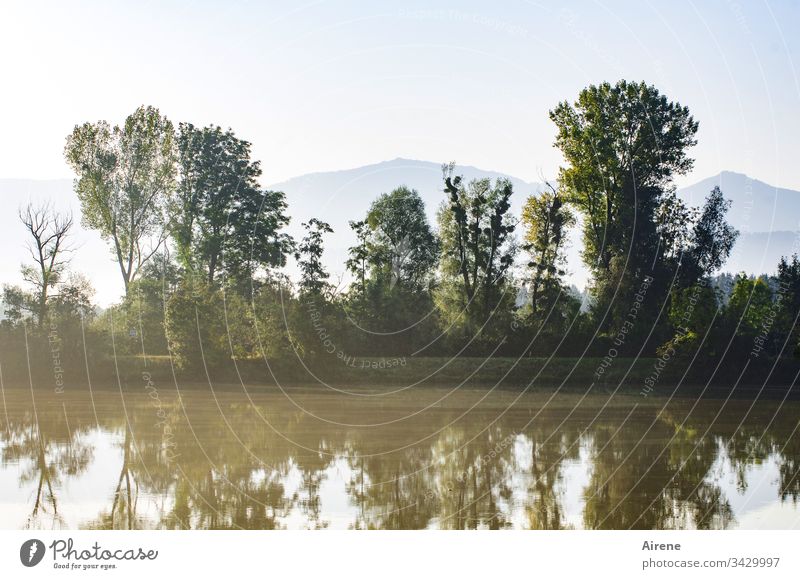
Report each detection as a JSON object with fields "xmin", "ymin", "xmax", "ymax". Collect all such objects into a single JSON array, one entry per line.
[
  {"xmin": 267, "ymin": 157, "xmax": 545, "ymax": 287},
  {"xmin": 678, "ymin": 170, "xmax": 800, "ymax": 233},
  {"xmin": 677, "ymin": 170, "xmax": 800, "ymax": 277},
  {"xmin": 1, "ymin": 165, "xmax": 798, "ymax": 306},
  {"xmin": 269, "ymin": 157, "xmax": 541, "ymax": 224}
]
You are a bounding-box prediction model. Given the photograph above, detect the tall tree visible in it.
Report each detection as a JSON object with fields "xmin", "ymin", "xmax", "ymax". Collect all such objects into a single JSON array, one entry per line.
[
  {"xmin": 550, "ymin": 80, "xmax": 698, "ymax": 275},
  {"xmin": 520, "ymin": 183, "xmax": 575, "ymax": 320},
  {"xmin": 173, "ymin": 123, "xmax": 293, "ymax": 285},
  {"xmin": 297, "ymin": 218, "xmax": 334, "ymax": 296},
  {"xmin": 687, "ymin": 186, "xmax": 738, "ymax": 280},
  {"xmin": 550, "ymin": 80, "xmax": 699, "ymax": 330},
  {"xmin": 436, "ymin": 164, "xmax": 517, "ymax": 335},
  {"xmin": 64, "ymin": 105, "xmax": 177, "ymax": 292},
  {"xmin": 19, "ymin": 203, "xmax": 73, "ymax": 326},
  {"xmin": 346, "ymin": 219, "xmax": 371, "ymax": 295},
  {"xmin": 773, "ymin": 255, "xmax": 800, "ymax": 356},
  {"xmin": 365, "ymin": 187, "xmax": 439, "ymax": 291},
  {"xmin": 658, "ymin": 186, "xmax": 739, "ymax": 282}
]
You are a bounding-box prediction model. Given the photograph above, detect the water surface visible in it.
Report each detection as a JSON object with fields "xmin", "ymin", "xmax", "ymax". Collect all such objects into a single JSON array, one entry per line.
[{"xmin": 1, "ymin": 386, "xmax": 799, "ymax": 529}]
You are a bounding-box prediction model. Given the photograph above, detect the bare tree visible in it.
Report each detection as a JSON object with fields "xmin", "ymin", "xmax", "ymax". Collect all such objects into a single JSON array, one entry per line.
[{"xmin": 19, "ymin": 203, "xmax": 73, "ymax": 326}]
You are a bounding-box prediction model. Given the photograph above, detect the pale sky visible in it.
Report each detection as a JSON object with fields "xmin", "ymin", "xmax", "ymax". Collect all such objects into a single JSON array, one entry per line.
[{"xmin": 1, "ymin": 0, "xmax": 799, "ymax": 189}]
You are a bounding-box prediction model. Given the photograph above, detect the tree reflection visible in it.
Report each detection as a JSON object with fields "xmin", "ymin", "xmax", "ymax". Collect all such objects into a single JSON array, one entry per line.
[
  {"xmin": 0, "ymin": 399, "xmax": 92, "ymax": 529},
  {"xmin": 1, "ymin": 391, "xmax": 800, "ymax": 529}
]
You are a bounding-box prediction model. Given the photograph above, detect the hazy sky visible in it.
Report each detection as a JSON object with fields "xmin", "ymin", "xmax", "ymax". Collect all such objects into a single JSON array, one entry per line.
[{"xmin": 1, "ymin": 0, "xmax": 799, "ymax": 188}]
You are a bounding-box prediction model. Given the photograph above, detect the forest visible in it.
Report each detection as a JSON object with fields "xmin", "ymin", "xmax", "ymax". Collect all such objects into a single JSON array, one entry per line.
[{"xmin": 3, "ymin": 79, "xmax": 800, "ymax": 392}]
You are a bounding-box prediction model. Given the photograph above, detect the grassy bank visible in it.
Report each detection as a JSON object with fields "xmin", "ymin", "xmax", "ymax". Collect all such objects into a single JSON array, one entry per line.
[{"xmin": 7, "ymin": 352, "xmax": 800, "ymax": 398}]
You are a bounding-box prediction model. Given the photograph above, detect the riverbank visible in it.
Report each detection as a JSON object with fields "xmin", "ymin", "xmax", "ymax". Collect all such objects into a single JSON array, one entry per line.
[{"xmin": 5, "ymin": 354, "xmax": 800, "ymax": 399}]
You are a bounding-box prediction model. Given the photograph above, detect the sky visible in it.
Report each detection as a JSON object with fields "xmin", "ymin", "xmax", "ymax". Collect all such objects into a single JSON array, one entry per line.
[{"xmin": 1, "ymin": 0, "xmax": 799, "ymax": 190}]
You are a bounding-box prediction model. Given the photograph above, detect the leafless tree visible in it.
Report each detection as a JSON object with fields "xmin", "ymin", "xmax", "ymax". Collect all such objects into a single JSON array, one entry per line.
[{"xmin": 19, "ymin": 203, "xmax": 73, "ymax": 326}]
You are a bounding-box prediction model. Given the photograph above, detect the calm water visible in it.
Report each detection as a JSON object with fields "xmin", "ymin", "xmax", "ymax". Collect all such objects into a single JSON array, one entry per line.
[{"xmin": 1, "ymin": 385, "xmax": 799, "ymax": 530}]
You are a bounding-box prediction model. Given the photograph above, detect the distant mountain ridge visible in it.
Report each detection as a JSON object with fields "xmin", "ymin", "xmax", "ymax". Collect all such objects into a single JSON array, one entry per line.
[
  {"xmin": 677, "ymin": 170, "xmax": 800, "ymax": 233},
  {"xmin": 1, "ymin": 163, "xmax": 799, "ymax": 305},
  {"xmin": 268, "ymin": 158, "xmax": 545, "ymax": 286},
  {"xmin": 268, "ymin": 157, "xmax": 543, "ymax": 228}
]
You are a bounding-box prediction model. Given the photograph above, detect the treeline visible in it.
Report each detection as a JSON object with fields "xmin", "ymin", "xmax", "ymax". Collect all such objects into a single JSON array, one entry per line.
[{"xmin": 3, "ymin": 79, "xmax": 800, "ymax": 387}]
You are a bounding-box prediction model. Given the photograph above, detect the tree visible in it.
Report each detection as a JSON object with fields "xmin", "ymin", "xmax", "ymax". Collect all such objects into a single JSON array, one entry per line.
[
  {"xmin": 164, "ymin": 280, "xmax": 257, "ymax": 371},
  {"xmin": 550, "ymin": 81, "xmax": 698, "ymax": 331},
  {"xmin": 726, "ymin": 274, "xmax": 773, "ymax": 338},
  {"xmin": 687, "ymin": 186, "xmax": 738, "ymax": 280},
  {"xmin": 173, "ymin": 123, "xmax": 293, "ymax": 285},
  {"xmin": 343, "ymin": 189, "xmax": 440, "ymax": 350},
  {"xmin": 364, "ymin": 187, "xmax": 439, "ymax": 291},
  {"xmin": 64, "ymin": 105, "xmax": 177, "ymax": 292},
  {"xmin": 226, "ymin": 187, "xmax": 294, "ymax": 285},
  {"xmin": 19, "ymin": 203, "xmax": 73, "ymax": 326},
  {"xmin": 436, "ymin": 164, "xmax": 517, "ymax": 337},
  {"xmin": 774, "ymin": 255, "xmax": 800, "ymax": 356},
  {"xmin": 1, "ymin": 285, "xmax": 35, "ymax": 328},
  {"xmin": 655, "ymin": 185, "xmax": 737, "ymax": 354},
  {"xmin": 551, "ymin": 80, "xmax": 698, "ymax": 275},
  {"xmin": 114, "ymin": 251, "xmax": 180, "ymax": 357},
  {"xmin": 520, "ymin": 183, "xmax": 575, "ymax": 321},
  {"xmin": 50, "ymin": 273, "xmax": 95, "ymax": 323},
  {"xmin": 346, "ymin": 219, "xmax": 370, "ymax": 295},
  {"xmin": 297, "ymin": 219, "xmax": 334, "ymax": 296},
  {"xmin": 662, "ymin": 282, "xmax": 721, "ymax": 358}
]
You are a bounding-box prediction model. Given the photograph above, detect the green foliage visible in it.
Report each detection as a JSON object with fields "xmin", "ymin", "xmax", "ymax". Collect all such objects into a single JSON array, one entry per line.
[
  {"xmin": 550, "ymin": 80, "xmax": 739, "ymax": 356},
  {"xmin": 297, "ymin": 218, "xmax": 334, "ymax": 296},
  {"xmin": 4, "ymin": 81, "xmax": 795, "ymax": 386},
  {"xmin": 1, "ymin": 285, "xmax": 35, "ymax": 328},
  {"xmin": 726, "ymin": 274, "xmax": 774, "ymax": 337},
  {"xmin": 164, "ymin": 280, "xmax": 255, "ymax": 371},
  {"xmin": 50, "ymin": 273, "xmax": 96, "ymax": 324},
  {"xmin": 173, "ymin": 123, "xmax": 293, "ymax": 284},
  {"xmin": 551, "ymin": 80, "xmax": 697, "ymax": 275},
  {"xmin": 64, "ymin": 105, "xmax": 177, "ymax": 291},
  {"xmin": 365, "ymin": 187, "xmax": 439, "ymax": 291},
  {"xmin": 551, "ymin": 81, "xmax": 701, "ymax": 337},
  {"xmin": 250, "ymin": 280, "xmax": 297, "ymax": 361},
  {"xmin": 774, "ymin": 255, "xmax": 800, "ymax": 355},
  {"xmin": 660, "ymin": 282, "xmax": 721, "ymax": 358},
  {"xmin": 346, "ymin": 219, "xmax": 370, "ymax": 295},
  {"xmin": 343, "ymin": 188, "xmax": 440, "ymax": 353},
  {"xmin": 436, "ymin": 165, "xmax": 517, "ymax": 341},
  {"xmin": 112, "ymin": 257, "xmax": 177, "ymax": 357},
  {"xmin": 520, "ymin": 184, "xmax": 575, "ymax": 326},
  {"xmin": 668, "ymin": 283, "xmax": 719, "ymax": 336},
  {"xmin": 689, "ymin": 187, "xmax": 739, "ymax": 277}
]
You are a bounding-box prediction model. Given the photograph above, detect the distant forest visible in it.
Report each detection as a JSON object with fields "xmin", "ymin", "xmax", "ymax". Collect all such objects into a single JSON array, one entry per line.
[{"xmin": 3, "ymin": 79, "xmax": 800, "ymax": 389}]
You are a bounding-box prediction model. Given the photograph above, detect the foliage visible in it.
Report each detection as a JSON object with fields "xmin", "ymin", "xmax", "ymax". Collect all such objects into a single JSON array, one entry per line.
[
  {"xmin": 64, "ymin": 105, "xmax": 177, "ymax": 291},
  {"xmin": 520, "ymin": 183, "xmax": 576, "ymax": 325},
  {"xmin": 725, "ymin": 274, "xmax": 774, "ymax": 337},
  {"xmin": 551, "ymin": 81, "xmax": 700, "ymax": 336},
  {"xmin": 364, "ymin": 187, "xmax": 439, "ymax": 291},
  {"xmin": 296, "ymin": 218, "xmax": 334, "ymax": 297},
  {"xmin": 774, "ymin": 255, "xmax": 800, "ymax": 355},
  {"xmin": 344, "ymin": 188, "xmax": 440, "ymax": 352},
  {"xmin": 173, "ymin": 123, "xmax": 293, "ymax": 285},
  {"xmin": 551, "ymin": 80, "xmax": 698, "ymax": 275},
  {"xmin": 435, "ymin": 164, "xmax": 517, "ymax": 341},
  {"xmin": 164, "ymin": 280, "xmax": 255, "ymax": 371},
  {"xmin": 4, "ymin": 80, "xmax": 800, "ymax": 386}
]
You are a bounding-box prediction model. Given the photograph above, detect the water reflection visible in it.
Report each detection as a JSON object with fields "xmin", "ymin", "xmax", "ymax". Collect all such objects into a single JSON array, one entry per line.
[{"xmin": 1, "ymin": 388, "xmax": 798, "ymax": 529}]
